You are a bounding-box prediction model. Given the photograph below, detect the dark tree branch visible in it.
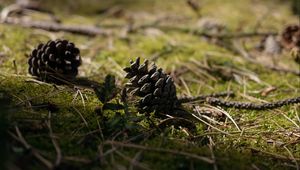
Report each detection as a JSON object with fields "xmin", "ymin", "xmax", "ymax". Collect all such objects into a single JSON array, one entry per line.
[{"xmin": 2, "ymin": 17, "xmax": 111, "ymax": 36}]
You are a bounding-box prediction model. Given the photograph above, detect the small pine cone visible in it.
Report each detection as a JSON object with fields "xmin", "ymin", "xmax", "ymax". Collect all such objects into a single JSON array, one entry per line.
[
  {"xmin": 28, "ymin": 39, "xmax": 81, "ymax": 83},
  {"xmin": 280, "ymin": 24, "xmax": 300, "ymax": 49},
  {"xmin": 124, "ymin": 57, "xmax": 178, "ymax": 114}
]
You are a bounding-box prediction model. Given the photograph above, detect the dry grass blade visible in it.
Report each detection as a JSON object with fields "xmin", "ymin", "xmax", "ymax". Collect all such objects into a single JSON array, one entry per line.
[
  {"xmin": 283, "ymin": 146, "xmax": 299, "ymax": 170},
  {"xmin": 108, "ymin": 57, "xmax": 125, "ymax": 78},
  {"xmin": 158, "ymin": 117, "xmax": 196, "ymax": 130},
  {"xmin": 72, "ymin": 106, "xmax": 88, "ymax": 127},
  {"xmin": 296, "ymin": 109, "xmax": 300, "ymax": 124},
  {"xmin": 204, "ymin": 104, "xmax": 241, "ymax": 131},
  {"xmin": 275, "ymin": 110, "xmax": 299, "ymax": 128},
  {"xmin": 72, "ymin": 89, "xmax": 86, "ymax": 109},
  {"xmin": 129, "ymin": 151, "xmax": 144, "ymax": 170},
  {"xmin": 180, "ymin": 77, "xmax": 192, "ymax": 97},
  {"xmin": 114, "ymin": 150, "xmax": 150, "ymax": 170},
  {"xmin": 190, "ymin": 111, "xmax": 230, "ymax": 135},
  {"xmin": 0, "ymin": 0, "xmax": 299, "ymax": 169},
  {"xmin": 249, "ymin": 147, "xmax": 300, "ymax": 162},
  {"xmin": 63, "ymin": 156, "xmax": 92, "ymax": 164}
]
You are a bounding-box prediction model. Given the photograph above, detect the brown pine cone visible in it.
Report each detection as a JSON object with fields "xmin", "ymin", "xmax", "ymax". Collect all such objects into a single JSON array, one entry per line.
[
  {"xmin": 123, "ymin": 57, "xmax": 178, "ymax": 114},
  {"xmin": 28, "ymin": 39, "xmax": 81, "ymax": 84}
]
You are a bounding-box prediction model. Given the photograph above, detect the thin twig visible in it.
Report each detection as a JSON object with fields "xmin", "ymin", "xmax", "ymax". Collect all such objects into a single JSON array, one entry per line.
[
  {"xmin": 191, "ymin": 110, "xmax": 231, "ymax": 136},
  {"xmin": 9, "ymin": 126, "xmax": 54, "ymax": 169},
  {"xmin": 208, "ymin": 137, "xmax": 218, "ymax": 170},
  {"xmin": 72, "ymin": 106, "xmax": 89, "ymax": 127},
  {"xmin": 233, "ymin": 40, "xmax": 300, "ymax": 76},
  {"xmin": 2, "ymin": 17, "xmax": 111, "ymax": 36},
  {"xmin": 114, "ymin": 150, "xmax": 150, "ymax": 170},
  {"xmin": 249, "ymin": 147, "xmax": 300, "ymax": 161},
  {"xmin": 104, "ymin": 140, "xmax": 214, "ymax": 164},
  {"xmin": 283, "ymin": 146, "xmax": 299, "ymax": 170},
  {"xmin": 186, "ymin": 0, "xmax": 201, "ymax": 17},
  {"xmin": 0, "ymin": 4, "xmax": 110, "ymax": 36},
  {"xmin": 63, "ymin": 156, "xmax": 92, "ymax": 164},
  {"xmin": 206, "ymin": 96, "xmax": 300, "ymax": 110},
  {"xmin": 201, "ymin": 105, "xmax": 241, "ymax": 131},
  {"xmin": 46, "ymin": 111, "xmax": 62, "ymax": 167},
  {"xmin": 137, "ymin": 24, "xmax": 278, "ymax": 39},
  {"xmin": 129, "ymin": 151, "xmax": 144, "ymax": 170}
]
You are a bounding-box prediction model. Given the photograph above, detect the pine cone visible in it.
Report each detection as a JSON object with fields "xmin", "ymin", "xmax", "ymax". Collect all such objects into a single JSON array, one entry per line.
[
  {"xmin": 124, "ymin": 57, "xmax": 178, "ymax": 114},
  {"xmin": 28, "ymin": 39, "xmax": 81, "ymax": 83},
  {"xmin": 280, "ymin": 24, "xmax": 300, "ymax": 49}
]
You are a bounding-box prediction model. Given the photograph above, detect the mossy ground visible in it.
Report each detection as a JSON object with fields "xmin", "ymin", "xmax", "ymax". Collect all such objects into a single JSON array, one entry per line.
[{"xmin": 0, "ymin": 0, "xmax": 299, "ymax": 169}]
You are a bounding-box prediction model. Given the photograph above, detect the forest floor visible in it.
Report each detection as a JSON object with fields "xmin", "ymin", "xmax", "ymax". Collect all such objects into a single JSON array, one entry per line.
[{"xmin": 0, "ymin": 0, "xmax": 299, "ymax": 169}]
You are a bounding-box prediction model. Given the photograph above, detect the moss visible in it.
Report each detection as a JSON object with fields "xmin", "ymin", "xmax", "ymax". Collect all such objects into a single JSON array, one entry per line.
[{"xmin": 0, "ymin": 0, "xmax": 299, "ymax": 169}]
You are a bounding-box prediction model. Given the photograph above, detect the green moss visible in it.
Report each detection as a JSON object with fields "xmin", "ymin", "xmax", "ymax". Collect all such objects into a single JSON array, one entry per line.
[{"xmin": 0, "ymin": 0, "xmax": 299, "ymax": 169}]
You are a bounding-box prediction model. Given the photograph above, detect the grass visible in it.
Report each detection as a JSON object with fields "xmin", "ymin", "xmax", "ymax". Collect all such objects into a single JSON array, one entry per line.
[{"xmin": 0, "ymin": 0, "xmax": 299, "ymax": 169}]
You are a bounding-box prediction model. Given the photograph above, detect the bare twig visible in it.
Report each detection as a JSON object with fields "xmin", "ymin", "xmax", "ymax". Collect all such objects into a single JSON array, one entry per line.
[
  {"xmin": 104, "ymin": 140, "xmax": 214, "ymax": 164},
  {"xmin": 138, "ymin": 24, "xmax": 278, "ymax": 39},
  {"xmin": 233, "ymin": 41, "xmax": 300, "ymax": 76},
  {"xmin": 200, "ymin": 105, "xmax": 241, "ymax": 131},
  {"xmin": 9, "ymin": 126, "xmax": 54, "ymax": 169},
  {"xmin": 63, "ymin": 156, "xmax": 92, "ymax": 164},
  {"xmin": 264, "ymin": 65, "xmax": 300, "ymax": 76},
  {"xmin": 186, "ymin": 0, "xmax": 201, "ymax": 17},
  {"xmin": 283, "ymin": 146, "xmax": 299, "ymax": 170},
  {"xmin": 249, "ymin": 147, "xmax": 300, "ymax": 161},
  {"xmin": 2, "ymin": 17, "xmax": 111, "ymax": 36},
  {"xmin": 46, "ymin": 112, "xmax": 62, "ymax": 167},
  {"xmin": 129, "ymin": 151, "xmax": 144, "ymax": 170},
  {"xmin": 208, "ymin": 137, "xmax": 218, "ymax": 170},
  {"xmin": 72, "ymin": 106, "xmax": 89, "ymax": 127},
  {"xmin": 114, "ymin": 150, "xmax": 150, "ymax": 170},
  {"xmin": 0, "ymin": 4, "xmax": 110, "ymax": 36},
  {"xmin": 206, "ymin": 96, "xmax": 300, "ymax": 110}
]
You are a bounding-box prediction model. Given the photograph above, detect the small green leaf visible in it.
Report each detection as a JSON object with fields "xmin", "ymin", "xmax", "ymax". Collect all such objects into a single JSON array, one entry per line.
[{"xmin": 93, "ymin": 74, "xmax": 119, "ymax": 103}]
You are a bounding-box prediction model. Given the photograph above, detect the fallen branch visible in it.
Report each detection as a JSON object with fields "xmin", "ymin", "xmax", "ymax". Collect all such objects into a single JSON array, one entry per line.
[
  {"xmin": 206, "ymin": 96, "xmax": 300, "ymax": 110},
  {"xmin": 2, "ymin": 17, "xmax": 111, "ymax": 36},
  {"xmin": 136, "ymin": 23, "xmax": 278, "ymax": 39},
  {"xmin": 0, "ymin": 4, "xmax": 111, "ymax": 36},
  {"xmin": 1, "ymin": 3, "xmax": 276, "ymax": 38}
]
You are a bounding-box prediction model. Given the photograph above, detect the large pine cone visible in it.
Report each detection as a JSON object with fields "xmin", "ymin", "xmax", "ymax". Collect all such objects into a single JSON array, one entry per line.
[
  {"xmin": 280, "ymin": 24, "xmax": 300, "ymax": 49},
  {"xmin": 124, "ymin": 57, "xmax": 178, "ymax": 114},
  {"xmin": 28, "ymin": 39, "xmax": 81, "ymax": 83}
]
